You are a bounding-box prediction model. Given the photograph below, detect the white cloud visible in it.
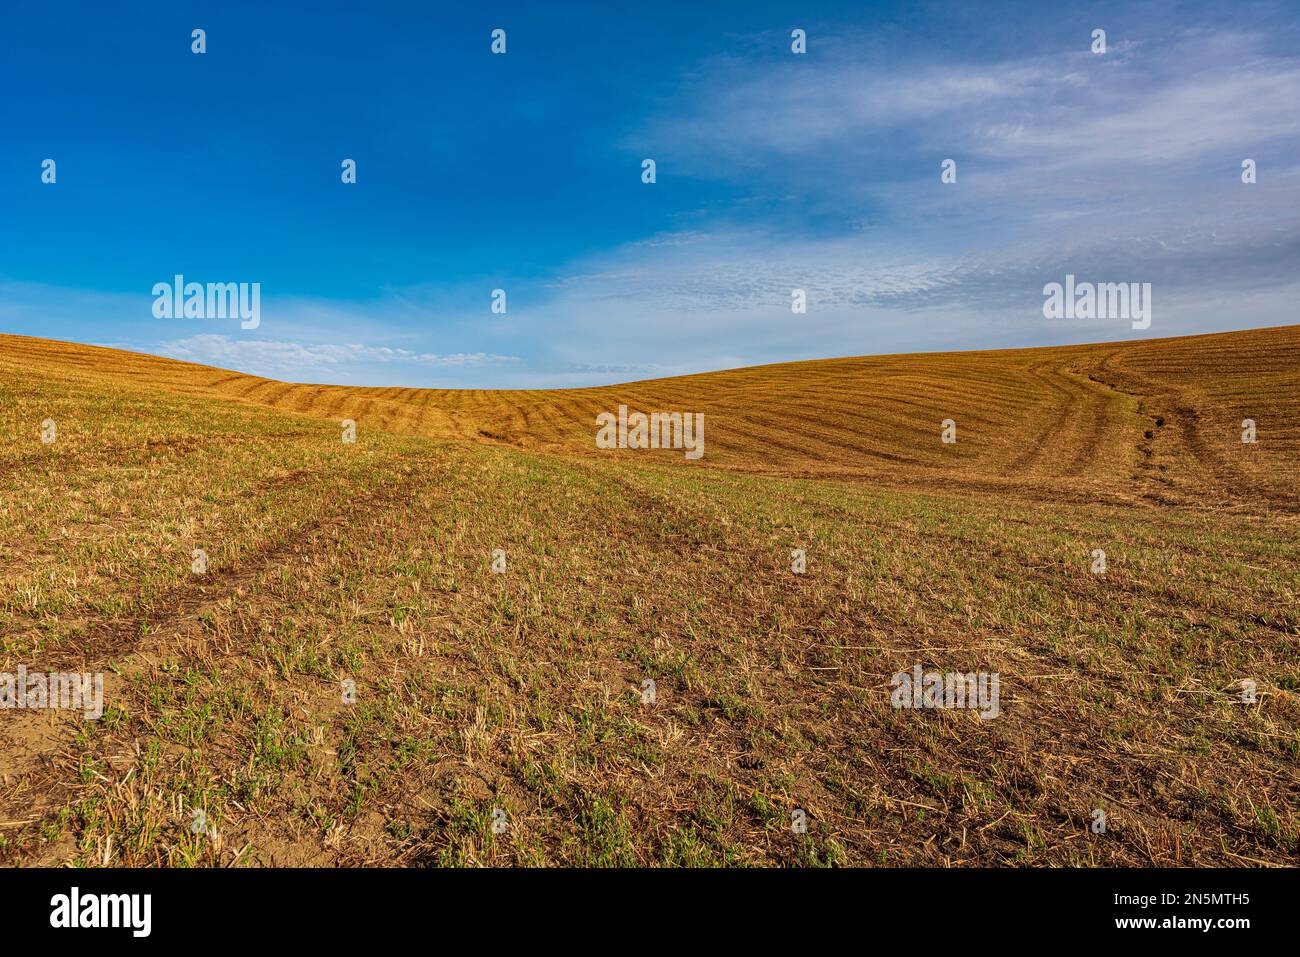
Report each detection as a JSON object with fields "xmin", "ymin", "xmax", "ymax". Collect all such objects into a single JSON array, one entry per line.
[
  {"xmin": 157, "ymin": 334, "xmax": 518, "ymax": 377},
  {"xmin": 637, "ymin": 28, "xmax": 1300, "ymax": 209}
]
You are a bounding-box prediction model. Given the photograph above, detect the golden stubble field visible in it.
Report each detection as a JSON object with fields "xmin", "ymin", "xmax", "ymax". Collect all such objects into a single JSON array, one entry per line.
[{"xmin": 0, "ymin": 326, "xmax": 1297, "ymax": 866}]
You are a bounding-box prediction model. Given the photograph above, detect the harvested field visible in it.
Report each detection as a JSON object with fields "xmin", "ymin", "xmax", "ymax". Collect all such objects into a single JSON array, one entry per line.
[{"xmin": 0, "ymin": 326, "xmax": 1297, "ymax": 866}]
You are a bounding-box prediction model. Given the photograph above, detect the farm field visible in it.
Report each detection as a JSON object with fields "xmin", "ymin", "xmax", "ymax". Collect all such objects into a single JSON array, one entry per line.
[{"xmin": 0, "ymin": 326, "xmax": 1297, "ymax": 867}]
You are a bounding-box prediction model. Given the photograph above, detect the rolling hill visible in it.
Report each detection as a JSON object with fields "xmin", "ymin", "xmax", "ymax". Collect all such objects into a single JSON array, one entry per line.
[
  {"xmin": 0, "ymin": 326, "xmax": 1296, "ymax": 867},
  {"xmin": 4, "ymin": 324, "xmax": 1298, "ymax": 504}
]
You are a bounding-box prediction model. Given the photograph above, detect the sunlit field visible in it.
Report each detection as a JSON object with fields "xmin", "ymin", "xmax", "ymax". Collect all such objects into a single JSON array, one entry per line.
[{"xmin": 1, "ymin": 327, "xmax": 1297, "ymax": 866}]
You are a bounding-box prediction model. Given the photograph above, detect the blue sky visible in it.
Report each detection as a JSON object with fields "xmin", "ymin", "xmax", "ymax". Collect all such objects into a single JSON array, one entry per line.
[{"xmin": 2, "ymin": 0, "xmax": 1298, "ymax": 387}]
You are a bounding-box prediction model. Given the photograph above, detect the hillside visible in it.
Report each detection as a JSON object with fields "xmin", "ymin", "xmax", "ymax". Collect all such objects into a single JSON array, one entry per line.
[
  {"xmin": 0, "ymin": 327, "xmax": 1297, "ymax": 867},
  {"xmin": 4, "ymin": 325, "xmax": 1298, "ymax": 507}
]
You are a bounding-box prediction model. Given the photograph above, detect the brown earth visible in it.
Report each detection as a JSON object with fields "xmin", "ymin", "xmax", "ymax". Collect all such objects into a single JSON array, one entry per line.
[{"xmin": 0, "ymin": 326, "xmax": 1296, "ymax": 867}]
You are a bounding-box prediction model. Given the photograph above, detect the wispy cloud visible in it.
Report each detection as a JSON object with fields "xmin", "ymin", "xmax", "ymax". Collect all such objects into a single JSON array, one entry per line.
[
  {"xmin": 157, "ymin": 334, "xmax": 518, "ymax": 378},
  {"xmin": 523, "ymin": 20, "xmax": 1300, "ymax": 373},
  {"xmin": 640, "ymin": 28, "xmax": 1300, "ymax": 175}
]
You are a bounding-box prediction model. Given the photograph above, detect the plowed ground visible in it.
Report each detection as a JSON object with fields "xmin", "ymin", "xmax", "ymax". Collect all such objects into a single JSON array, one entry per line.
[{"xmin": 0, "ymin": 326, "xmax": 1296, "ymax": 866}]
